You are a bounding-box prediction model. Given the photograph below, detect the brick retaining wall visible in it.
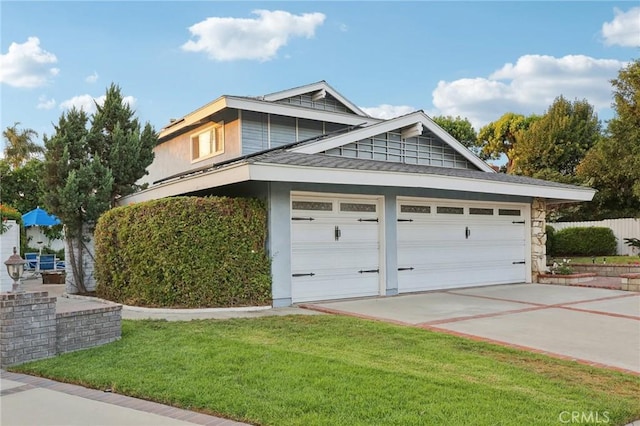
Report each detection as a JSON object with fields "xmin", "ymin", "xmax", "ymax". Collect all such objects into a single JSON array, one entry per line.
[
  {"xmin": 570, "ymin": 264, "xmax": 640, "ymax": 277},
  {"xmin": 620, "ymin": 274, "xmax": 640, "ymax": 292},
  {"xmin": 0, "ymin": 292, "xmax": 121, "ymax": 368},
  {"xmin": 0, "ymin": 292, "xmax": 56, "ymax": 366},
  {"xmin": 56, "ymin": 305, "xmax": 122, "ymax": 354}
]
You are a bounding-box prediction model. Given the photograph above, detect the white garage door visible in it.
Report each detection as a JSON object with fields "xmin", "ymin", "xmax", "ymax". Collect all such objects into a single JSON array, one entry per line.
[
  {"xmin": 291, "ymin": 194, "xmax": 382, "ymax": 303},
  {"xmin": 397, "ymin": 198, "xmax": 528, "ymax": 293}
]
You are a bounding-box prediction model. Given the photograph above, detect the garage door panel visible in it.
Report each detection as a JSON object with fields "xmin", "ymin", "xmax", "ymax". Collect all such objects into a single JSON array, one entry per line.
[
  {"xmin": 397, "ymin": 198, "xmax": 527, "ymax": 293},
  {"xmin": 399, "ymin": 263, "xmax": 524, "ymax": 292},
  {"xmin": 292, "ymin": 246, "xmax": 378, "ymax": 271},
  {"xmin": 291, "ymin": 194, "xmax": 382, "ymax": 303},
  {"xmin": 292, "ymin": 274, "xmax": 380, "ymax": 303}
]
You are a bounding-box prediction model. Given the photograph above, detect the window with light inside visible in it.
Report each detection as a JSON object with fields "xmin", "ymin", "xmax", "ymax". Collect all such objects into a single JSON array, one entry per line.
[{"xmin": 191, "ymin": 123, "xmax": 224, "ymax": 160}]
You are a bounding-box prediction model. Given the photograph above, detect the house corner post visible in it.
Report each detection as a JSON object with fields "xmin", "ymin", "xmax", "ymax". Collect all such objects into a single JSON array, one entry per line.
[{"xmin": 531, "ymin": 198, "xmax": 547, "ymax": 282}]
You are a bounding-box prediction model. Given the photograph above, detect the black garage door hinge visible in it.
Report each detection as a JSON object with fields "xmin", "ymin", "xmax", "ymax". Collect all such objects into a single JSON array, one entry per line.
[
  {"xmin": 292, "ymin": 217, "xmax": 315, "ymax": 221},
  {"xmin": 358, "ymin": 218, "xmax": 379, "ymax": 222},
  {"xmin": 398, "ymin": 267, "xmax": 415, "ymax": 271},
  {"xmin": 512, "ymin": 261, "xmax": 526, "ymax": 264},
  {"xmin": 358, "ymin": 269, "xmax": 379, "ymax": 274},
  {"xmin": 397, "ymin": 218, "xmax": 413, "ymax": 222},
  {"xmin": 292, "ymin": 272, "xmax": 316, "ymax": 277},
  {"xmin": 512, "ymin": 221, "xmax": 525, "ymax": 224}
]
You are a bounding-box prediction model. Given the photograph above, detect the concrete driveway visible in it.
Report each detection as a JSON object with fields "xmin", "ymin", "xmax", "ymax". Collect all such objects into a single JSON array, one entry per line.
[{"xmin": 302, "ymin": 284, "xmax": 640, "ymax": 374}]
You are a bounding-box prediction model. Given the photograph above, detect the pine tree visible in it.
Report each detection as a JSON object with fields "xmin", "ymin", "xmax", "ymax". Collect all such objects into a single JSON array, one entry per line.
[{"xmin": 42, "ymin": 84, "xmax": 157, "ymax": 292}]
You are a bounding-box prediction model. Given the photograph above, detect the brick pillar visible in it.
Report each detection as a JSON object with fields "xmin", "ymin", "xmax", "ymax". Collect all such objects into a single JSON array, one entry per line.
[
  {"xmin": 0, "ymin": 292, "xmax": 57, "ymax": 367},
  {"xmin": 531, "ymin": 198, "xmax": 547, "ymax": 282}
]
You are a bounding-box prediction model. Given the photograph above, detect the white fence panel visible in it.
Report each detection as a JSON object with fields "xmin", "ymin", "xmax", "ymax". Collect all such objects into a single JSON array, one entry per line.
[
  {"xmin": 548, "ymin": 218, "xmax": 640, "ymax": 256},
  {"xmin": 1, "ymin": 221, "xmax": 21, "ymax": 292}
]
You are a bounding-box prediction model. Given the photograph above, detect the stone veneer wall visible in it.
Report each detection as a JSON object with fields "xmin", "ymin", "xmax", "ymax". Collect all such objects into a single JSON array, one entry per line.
[
  {"xmin": 0, "ymin": 292, "xmax": 121, "ymax": 368},
  {"xmin": 531, "ymin": 198, "xmax": 547, "ymax": 282}
]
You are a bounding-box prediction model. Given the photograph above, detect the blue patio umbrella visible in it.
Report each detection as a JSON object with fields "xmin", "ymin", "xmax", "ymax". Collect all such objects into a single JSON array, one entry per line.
[{"xmin": 22, "ymin": 207, "xmax": 61, "ymax": 228}]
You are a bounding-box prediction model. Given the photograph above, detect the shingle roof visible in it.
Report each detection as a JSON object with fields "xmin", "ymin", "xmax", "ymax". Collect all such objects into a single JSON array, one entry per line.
[{"xmin": 249, "ymin": 150, "xmax": 589, "ymax": 191}]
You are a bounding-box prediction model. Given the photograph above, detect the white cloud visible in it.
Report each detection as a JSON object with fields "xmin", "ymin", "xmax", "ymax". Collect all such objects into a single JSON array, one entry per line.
[
  {"xmin": 36, "ymin": 95, "xmax": 56, "ymax": 110},
  {"xmin": 182, "ymin": 9, "xmax": 326, "ymax": 61},
  {"xmin": 361, "ymin": 104, "xmax": 416, "ymax": 120},
  {"xmin": 85, "ymin": 71, "xmax": 99, "ymax": 83},
  {"xmin": 0, "ymin": 37, "xmax": 59, "ymax": 88},
  {"xmin": 60, "ymin": 94, "xmax": 136, "ymax": 114},
  {"xmin": 432, "ymin": 54, "xmax": 626, "ymax": 128},
  {"xmin": 602, "ymin": 7, "xmax": 640, "ymax": 47}
]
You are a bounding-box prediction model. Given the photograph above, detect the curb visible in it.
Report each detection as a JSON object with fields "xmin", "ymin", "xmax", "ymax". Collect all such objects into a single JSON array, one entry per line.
[{"xmin": 61, "ymin": 293, "xmax": 272, "ymax": 314}]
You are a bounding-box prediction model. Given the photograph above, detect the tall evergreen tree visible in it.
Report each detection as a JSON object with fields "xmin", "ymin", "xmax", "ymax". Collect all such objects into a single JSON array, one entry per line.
[
  {"xmin": 43, "ymin": 108, "xmax": 113, "ymax": 292},
  {"xmin": 42, "ymin": 84, "xmax": 157, "ymax": 292},
  {"xmin": 88, "ymin": 84, "xmax": 156, "ymax": 206}
]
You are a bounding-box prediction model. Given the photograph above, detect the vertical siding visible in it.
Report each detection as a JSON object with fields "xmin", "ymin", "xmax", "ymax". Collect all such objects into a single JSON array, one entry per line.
[
  {"xmin": 549, "ymin": 218, "xmax": 640, "ymax": 256},
  {"xmin": 298, "ymin": 118, "xmax": 324, "ymax": 141},
  {"xmin": 276, "ymin": 93, "xmax": 351, "ymax": 114},
  {"xmin": 270, "ymin": 115, "xmax": 297, "ymax": 147},
  {"xmin": 241, "ymin": 112, "xmax": 350, "ymax": 155},
  {"xmin": 241, "ymin": 111, "xmax": 269, "ymax": 155}
]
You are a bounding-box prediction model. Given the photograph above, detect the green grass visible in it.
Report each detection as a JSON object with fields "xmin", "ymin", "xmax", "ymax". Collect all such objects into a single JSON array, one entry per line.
[
  {"xmin": 11, "ymin": 316, "xmax": 640, "ymax": 426},
  {"xmin": 562, "ymin": 256, "xmax": 640, "ymax": 265}
]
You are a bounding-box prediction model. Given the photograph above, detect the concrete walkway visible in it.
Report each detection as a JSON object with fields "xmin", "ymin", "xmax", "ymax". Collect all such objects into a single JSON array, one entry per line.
[
  {"xmin": 302, "ymin": 283, "xmax": 640, "ymax": 375},
  {"xmin": 1, "ymin": 370, "xmax": 249, "ymax": 426}
]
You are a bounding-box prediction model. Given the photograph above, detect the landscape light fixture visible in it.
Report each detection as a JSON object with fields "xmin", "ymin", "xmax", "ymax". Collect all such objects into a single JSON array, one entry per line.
[{"xmin": 4, "ymin": 247, "xmax": 26, "ymax": 293}]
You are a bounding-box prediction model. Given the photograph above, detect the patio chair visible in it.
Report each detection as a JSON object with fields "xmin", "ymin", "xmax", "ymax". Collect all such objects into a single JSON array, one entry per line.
[
  {"xmin": 38, "ymin": 254, "xmax": 56, "ymax": 271},
  {"xmin": 25, "ymin": 253, "xmax": 39, "ymax": 276},
  {"xmin": 56, "ymin": 259, "xmax": 65, "ymax": 270}
]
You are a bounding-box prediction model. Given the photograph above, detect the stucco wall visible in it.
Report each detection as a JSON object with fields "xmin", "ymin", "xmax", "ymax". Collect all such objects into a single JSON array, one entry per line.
[{"xmin": 143, "ymin": 112, "xmax": 241, "ymax": 186}]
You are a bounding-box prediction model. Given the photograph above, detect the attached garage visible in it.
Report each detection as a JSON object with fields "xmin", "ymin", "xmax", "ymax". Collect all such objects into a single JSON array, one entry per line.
[
  {"xmin": 290, "ymin": 193, "xmax": 383, "ymax": 303},
  {"xmin": 122, "ymin": 81, "xmax": 597, "ymax": 307},
  {"xmin": 397, "ymin": 197, "xmax": 529, "ymax": 293}
]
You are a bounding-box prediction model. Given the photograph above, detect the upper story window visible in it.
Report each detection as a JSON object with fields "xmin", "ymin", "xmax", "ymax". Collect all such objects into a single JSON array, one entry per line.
[{"xmin": 191, "ymin": 122, "xmax": 224, "ymax": 161}]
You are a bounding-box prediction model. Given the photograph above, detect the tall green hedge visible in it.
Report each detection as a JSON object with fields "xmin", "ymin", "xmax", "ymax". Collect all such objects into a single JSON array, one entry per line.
[
  {"xmin": 552, "ymin": 226, "xmax": 617, "ymax": 257},
  {"xmin": 94, "ymin": 197, "xmax": 271, "ymax": 308}
]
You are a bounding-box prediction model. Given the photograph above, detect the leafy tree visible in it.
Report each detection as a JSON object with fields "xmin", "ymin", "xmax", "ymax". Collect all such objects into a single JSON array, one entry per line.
[
  {"xmin": 0, "ymin": 158, "xmax": 44, "ymax": 214},
  {"xmin": 42, "ymin": 84, "xmax": 157, "ymax": 292},
  {"xmin": 514, "ymin": 96, "xmax": 601, "ymax": 179},
  {"xmin": 577, "ymin": 59, "xmax": 640, "ymax": 219},
  {"xmin": 477, "ymin": 113, "xmax": 539, "ymax": 173},
  {"xmin": 432, "ymin": 115, "xmax": 483, "ymax": 156},
  {"xmin": 2, "ymin": 122, "xmax": 44, "ymax": 169}
]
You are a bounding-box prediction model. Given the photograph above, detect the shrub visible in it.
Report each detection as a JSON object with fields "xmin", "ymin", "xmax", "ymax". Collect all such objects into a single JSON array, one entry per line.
[
  {"xmin": 545, "ymin": 225, "xmax": 556, "ymax": 257},
  {"xmin": 553, "ymin": 227, "xmax": 617, "ymax": 257},
  {"xmin": 94, "ymin": 196, "xmax": 271, "ymax": 308}
]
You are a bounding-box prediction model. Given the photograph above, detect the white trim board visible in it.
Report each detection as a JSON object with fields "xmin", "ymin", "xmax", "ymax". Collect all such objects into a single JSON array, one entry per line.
[{"xmin": 119, "ymin": 161, "xmax": 595, "ymax": 206}]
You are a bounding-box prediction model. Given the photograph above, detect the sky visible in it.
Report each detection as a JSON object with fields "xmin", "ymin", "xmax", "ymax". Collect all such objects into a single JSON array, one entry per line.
[{"xmin": 1, "ymin": 1, "xmax": 639, "ymax": 152}]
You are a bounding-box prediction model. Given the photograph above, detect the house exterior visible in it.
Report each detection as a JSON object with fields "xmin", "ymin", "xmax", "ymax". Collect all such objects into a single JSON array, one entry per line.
[{"xmin": 121, "ymin": 81, "xmax": 595, "ymax": 307}]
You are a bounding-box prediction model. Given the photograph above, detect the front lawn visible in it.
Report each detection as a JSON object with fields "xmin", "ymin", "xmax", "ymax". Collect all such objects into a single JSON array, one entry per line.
[{"xmin": 11, "ymin": 316, "xmax": 640, "ymax": 425}]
